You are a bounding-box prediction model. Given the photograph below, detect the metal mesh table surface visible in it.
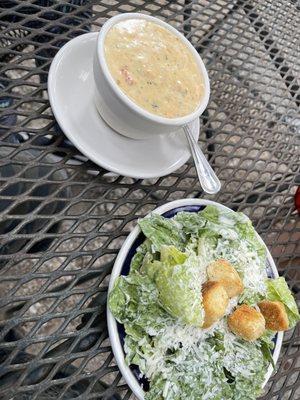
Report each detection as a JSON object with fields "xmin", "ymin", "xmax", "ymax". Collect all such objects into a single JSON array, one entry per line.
[{"xmin": 0, "ymin": 0, "xmax": 299, "ymax": 399}]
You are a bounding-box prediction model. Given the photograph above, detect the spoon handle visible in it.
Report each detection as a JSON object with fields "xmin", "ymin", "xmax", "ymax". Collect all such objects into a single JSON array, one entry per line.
[{"xmin": 184, "ymin": 125, "xmax": 221, "ymax": 195}]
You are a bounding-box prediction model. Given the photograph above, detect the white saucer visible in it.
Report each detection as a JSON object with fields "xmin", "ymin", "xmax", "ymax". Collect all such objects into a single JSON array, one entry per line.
[{"xmin": 48, "ymin": 33, "xmax": 199, "ymax": 179}]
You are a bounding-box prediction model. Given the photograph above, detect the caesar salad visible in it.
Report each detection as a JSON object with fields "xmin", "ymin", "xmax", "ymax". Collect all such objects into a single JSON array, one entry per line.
[{"xmin": 109, "ymin": 205, "xmax": 299, "ymax": 400}]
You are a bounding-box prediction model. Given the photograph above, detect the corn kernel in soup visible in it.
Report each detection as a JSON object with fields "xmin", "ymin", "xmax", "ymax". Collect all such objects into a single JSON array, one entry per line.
[{"xmin": 104, "ymin": 19, "xmax": 204, "ymax": 119}]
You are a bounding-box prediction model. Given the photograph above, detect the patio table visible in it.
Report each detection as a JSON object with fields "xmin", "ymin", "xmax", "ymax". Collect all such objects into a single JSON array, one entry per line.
[{"xmin": 0, "ymin": 1, "xmax": 299, "ymax": 399}]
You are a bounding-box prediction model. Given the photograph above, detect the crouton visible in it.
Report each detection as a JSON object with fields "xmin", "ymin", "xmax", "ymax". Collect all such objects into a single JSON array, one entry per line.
[
  {"xmin": 258, "ymin": 300, "xmax": 289, "ymax": 331},
  {"xmin": 228, "ymin": 304, "xmax": 265, "ymax": 341},
  {"xmin": 207, "ymin": 259, "xmax": 244, "ymax": 298},
  {"xmin": 202, "ymin": 281, "xmax": 229, "ymax": 328}
]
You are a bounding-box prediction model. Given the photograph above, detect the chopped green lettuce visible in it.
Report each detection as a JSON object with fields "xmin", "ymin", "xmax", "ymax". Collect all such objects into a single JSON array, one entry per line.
[
  {"xmin": 160, "ymin": 244, "xmax": 188, "ymax": 265},
  {"xmin": 144, "ymin": 246, "xmax": 204, "ymax": 327},
  {"xmin": 259, "ymin": 330, "xmax": 276, "ymax": 368},
  {"xmin": 109, "ymin": 205, "xmax": 298, "ymax": 400},
  {"xmin": 108, "ymin": 274, "xmax": 172, "ymax": 334},
  {"xmin": 197, "ymin": 229, "xmax": 218, "ymax": 266},
  {"xmin": 223, "ymin": 339, "xmax": 267, "ymax": 399},
  {"xmin": 173, "ymin": 211, "xmax": 206, "ymax": 235},
  {"xmin": 201, "ymin": 205, "xmax": 266, "ymax": 259},
  {"xmin": 144, "ymin": 337, "xmax": 233, "ymax": 400},
  {"xmin": 200, "ymin": 205, "xmax": 220, "ymax": 223},
  {"xmin": 139, "ymin": 213, "xmax": 186, "ymax": 252},
  {"xmin": 266, "ymin": 277, "xmax": 300, "ymax": 328},
  {"xmin": 129, "ymin": 240, "xmax": 151, "ymax": 273}
]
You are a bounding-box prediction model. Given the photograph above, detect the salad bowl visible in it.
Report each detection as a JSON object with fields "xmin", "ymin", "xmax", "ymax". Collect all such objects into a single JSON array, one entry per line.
[{"xmin": 107, "ymin": 199, "xmax": 285, "ymax": 400}]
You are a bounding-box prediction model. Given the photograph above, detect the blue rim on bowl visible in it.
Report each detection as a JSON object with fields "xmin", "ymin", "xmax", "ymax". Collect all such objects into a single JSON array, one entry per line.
[{"xmin": 107, "ymin": 199, "xmax": 284, "ymax": 400}]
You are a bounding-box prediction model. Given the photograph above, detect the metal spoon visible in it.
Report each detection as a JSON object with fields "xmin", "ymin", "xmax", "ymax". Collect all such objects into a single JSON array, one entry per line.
[{"xmin": 184, "ymin": 124, "xmax": 221, "ymax": 194}]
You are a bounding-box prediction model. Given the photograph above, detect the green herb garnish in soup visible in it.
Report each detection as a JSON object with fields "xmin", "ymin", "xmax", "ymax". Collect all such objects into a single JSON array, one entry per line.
[{"xmin": 104, "ymin": 18, "xmax": 204, "ymax": 118}]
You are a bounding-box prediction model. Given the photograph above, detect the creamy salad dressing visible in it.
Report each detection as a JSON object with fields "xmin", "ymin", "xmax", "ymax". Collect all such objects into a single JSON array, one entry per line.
[{"xmin": 104, "ymin": 18, "xmax": 204, "ymax": 118}]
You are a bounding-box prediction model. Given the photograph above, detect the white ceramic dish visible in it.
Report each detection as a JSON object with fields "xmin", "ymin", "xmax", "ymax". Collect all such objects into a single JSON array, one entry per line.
[
  {"xmin": 48, "ymin": 32, "xmax": 199, "ymax": 179},
  {"xmin": 94, "ymin": 13, "xmax": 210, "ymax": 139},
  {"xmin": 107, "ymin": 198, "xmax": 283, "ymax": 400}
]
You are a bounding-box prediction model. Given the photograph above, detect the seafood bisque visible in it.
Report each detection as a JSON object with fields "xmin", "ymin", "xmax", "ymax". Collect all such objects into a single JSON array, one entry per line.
[{"xmin": 104, "ymin": 18, "xmax": 204, "ymax": 119}]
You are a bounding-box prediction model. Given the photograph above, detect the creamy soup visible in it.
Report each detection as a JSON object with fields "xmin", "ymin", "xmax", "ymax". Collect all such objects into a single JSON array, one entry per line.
[{"xmin": 104, "ymin": 19, "xmax": 204, "ymax": 118}]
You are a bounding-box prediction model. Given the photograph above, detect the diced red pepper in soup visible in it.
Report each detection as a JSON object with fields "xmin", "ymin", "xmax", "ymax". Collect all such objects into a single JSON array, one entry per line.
[{"xmin": 120, "ymin": 66, "xmax": 134, "ymax": 85}]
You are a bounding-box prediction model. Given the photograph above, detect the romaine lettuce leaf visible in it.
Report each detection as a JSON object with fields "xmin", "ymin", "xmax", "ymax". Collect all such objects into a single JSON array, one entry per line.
[
  {"xmin": 173, "ymin": 211, "xmax": 206, "ymax": 236},
  {"xmin": 108, "ymin": 274, "xmax": 172, "ymax": 333},
  {"xmin": 235, "ymin": 220, "xmax": 265, "ymax": 259},
  {"xmin": 266, "ymin": 277, "xmax": 300, "ymax": 328},
  {"xmin": 145, "ymin": 341, "xmax": 232, "ymax": 400},
  {"xmin": 197, "ymin": 229, "xmax": 218, "ymax": 266},
  {"xmin": 139, "ymin": 213, "xmax": 186, "ymax": 252},
  {"xmin": 200, "ymin": 205, "xmax": 220, "ymax": 223},
  {"xmin": 108, "ymin": 275, "xmax": 137, "ymax": 323},
  {"xmin": 260, "ymin": 329, "xmax": 276, "ymax": 349},
  {"xmin": 259, "ymin": 330, "xmax": 275, "ymax": 368},
  {"xmin": 239, "ymin": 288, "xmax": 264, "ymax": 307},
  {"xmin": 129, "ymin": 240, "xmax": 151, "ymax": 273},
  {"xmin": 199, "ymin": 206, "xmax": 266, "ymax": 259},
  {"xmin": 144, "ymin": 247, "xmax": 204, "ymax": 327},
  {"xmin": 160, "ymin": 244, "xmax": 188, "ymax": 265},
  {"xmin": 224, "ymin": 340, "xmax": 267, "ymax": 400}
]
